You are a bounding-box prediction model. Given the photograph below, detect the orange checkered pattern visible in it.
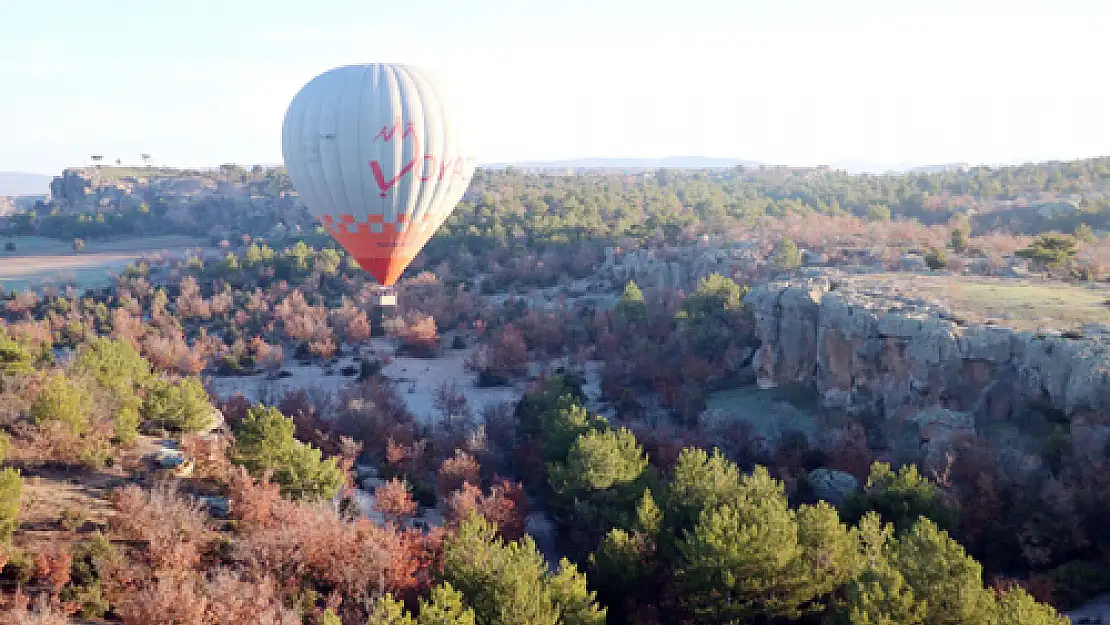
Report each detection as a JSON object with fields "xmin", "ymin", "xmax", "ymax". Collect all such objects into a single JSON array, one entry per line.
[{"xmin": 319, "ymin": 213, "xmax": 435, "ymax": 286}]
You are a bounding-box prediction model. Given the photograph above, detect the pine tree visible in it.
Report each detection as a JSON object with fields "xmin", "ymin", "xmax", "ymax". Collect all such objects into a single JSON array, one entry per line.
[
  {"xmin": 232, "ymin": 405, "xmax": 343, "ymax": 501},
  {"xmin": 548, "ymin": 428, "xmax": 648, "ymax": 493},
  {"xmin": 890, "ymin": 518, "xmax": 997, "ymax": 625},
  {"xmin": 440, "ymin": 515, "xmax": 605, "ymax": 625},
  {"xmin": 0, "ymin": 467, "xmax": 21, "ymax": 544},
  {"xmin": 31, "ymin": 373, "xmax": 93, "ymax": 435},
  {"xmin": 141, "ymin": 376, "xmax": 214, "ymax": 433},
  {"xmin": 365, "ymin": 594, "xmax": 415, "ymax": 625},
  {"xmin": 418, "ymin": 583, "xmax": 476, "ymax": 625},
  {"xmin": 616, "ymin": 281, "xmax": 647, "ymax": 322},
  {"xmin": 676, "ymin": 468, "xmax": 858, "ymax": 623},
  {"xmin": 994, "ymin": 585, "xmax": 1070, "ymax": 625}
]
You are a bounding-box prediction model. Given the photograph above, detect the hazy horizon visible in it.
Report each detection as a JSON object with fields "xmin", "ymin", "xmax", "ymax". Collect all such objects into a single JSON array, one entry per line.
[{"xmin": 2, "ymin": 0, "xmax": 1108, "ymax": 175}]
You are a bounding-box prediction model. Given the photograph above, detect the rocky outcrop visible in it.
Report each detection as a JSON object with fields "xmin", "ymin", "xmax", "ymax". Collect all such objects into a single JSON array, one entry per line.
[
  {"xmin": 807, "ymin": 468, "xmax": 859, "ymax": 505},
  {"xmin": 745, "ymin": 272, "xmax": 1110, "ymax": 427}
]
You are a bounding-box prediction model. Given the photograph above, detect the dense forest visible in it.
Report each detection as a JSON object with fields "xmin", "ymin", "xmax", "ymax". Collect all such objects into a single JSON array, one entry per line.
[
  {"xmin": 10, "ymin": 156, "xmax": 1110, "ymax": 248},
  {"xmin": 3, "ymin": 158, "xmax": 1109, "ymax": 623}
]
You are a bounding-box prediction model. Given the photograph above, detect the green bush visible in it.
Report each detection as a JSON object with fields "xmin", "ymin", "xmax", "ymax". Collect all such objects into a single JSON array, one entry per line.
[
  {"xmin": 31, "ymin": 373, "xmax": 93, "ymax": 435},
  {"xmin": 0, "ymin": 468, "xmax": 22, "ymax": 544},
  {"xmin": 925, "ymin": 247, "xmax": 949, "ymax": 270},
  {"xmin": 142, "ymin": 377, "xmax": 214, "ymax": 433},
  {"xmin": 232, "ymin": 405, "xmax": 343, "ymax": 501}
]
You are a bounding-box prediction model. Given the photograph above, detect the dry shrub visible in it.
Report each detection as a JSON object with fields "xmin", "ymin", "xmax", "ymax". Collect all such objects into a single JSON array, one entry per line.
[
  {"xmin": 333, "ymin": 378, "xmax": 418, "ymax": 463},
  {"xmin": 274, "ymin": 290, "xmax": 331, "ymax": 344},
  {"xmin": 33, "ymin": 544, "xmax": 72, "ymax": 593},
  {"xmin": 228, "ymin": 468, "xmax": 430, "ymax": 603},
  {"xmin": 236, "ymin": 497, "xmax": 406, "ymax": 600},
  {"xmin": 141, "ymin": 327, "xmax": 210, "ymax": 375},
  {"xmin": 108, "ymin": 307, "xmax": 144, "ymax": 348},
  {"xmin": 465, "ymin": 323, "xmax": 528, "ymax": 381},
  {"xmin": 331, "ymin": 302, "xmax": 372, "ymax": 344},
  {"xmin": 12, "ymin": 414, "xmax": 114, "ymax": 470},
  {"xmin": 174, "ymin": 276, "xmax": 211, "ymax": 320},
  {"xmin": 108, "ymin": 483, "xmax": 211, "ymax": 571},
  {"xmin": 818, "ymin": 422, "xmax": 873, "ymax": 481},
  {"xmin": 0, "ymin": 591, "xmax": 73, "ymax": 625},
  {"xmin": 5, "ymin": 320, "xmax": 52, "ymax": 349},
  {"xmin": 373, "ymin": 478, "xmax": 417, "ymax": 525},
  {"xmin": 180, "ymin": 434, "xmax": 233, "ymax": 482},
  {"xmin": 209, "ymin": 292, "xmax": 233, "ymax": 317},
  {"xmin": 395, "ymin": 311, "xmax": 439, "ymax": 357},
  {"xmin": 308, "ymin": 335, "xmax": 337, "ymax": 360},
  {"xmin": 436, "ymin": 449, "xmax": 480, "ymax": 499},
  {"xmin": 110, "ymin": 567, "xmax": 299, "ymax": 625},
  {"xmin": 249, "ymin": 337, "xmax": 284, "ymax": 371},
  {"xmin": 444, "ymin": 479, "xmax": 527, "ymax": 541}
]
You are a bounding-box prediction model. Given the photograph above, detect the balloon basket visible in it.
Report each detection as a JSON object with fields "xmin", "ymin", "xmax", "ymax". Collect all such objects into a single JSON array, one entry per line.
[{"xmin": 370, "ymin": 286, "xmax": 398, "ymax": 338}]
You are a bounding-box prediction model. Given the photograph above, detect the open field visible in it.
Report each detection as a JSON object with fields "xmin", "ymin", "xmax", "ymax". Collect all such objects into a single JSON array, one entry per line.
[
  {"xmin": 208, "ymin": 339, "xmax": 521, "ymax": 425},
  {"xmin": 846, "ymin": 273, "xmax": 1110, "ymax": 331},
  {"xmin": 0, "ymin": 235, "xmax": 215, "ymax": 291}
]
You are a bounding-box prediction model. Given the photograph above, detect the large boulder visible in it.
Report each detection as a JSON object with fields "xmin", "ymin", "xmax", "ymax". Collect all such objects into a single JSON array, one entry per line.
[{"xmin": 807, "ymin": 468, "xmax": 860, "ymax": 505}]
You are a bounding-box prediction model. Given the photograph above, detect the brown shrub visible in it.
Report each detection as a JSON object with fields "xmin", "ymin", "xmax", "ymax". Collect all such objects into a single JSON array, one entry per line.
[
  {"xmin": 33, "ymin": 543, "xmax": 72, "ymax": 593},
  {"xmin": 0, "ymin": 591, "xmax": 73, "ymax": 625},
  {"xmin": 108, "ymin": 483, "xmax": 210, "ymax": 571},
  {"xmin": 110, "ymin": 567, "xmax": 299, "ymax": 625},
  {"xmin": 444, "ymin": 479, "xmax": 527, "ymax": 541},
  {"xmin": 436, "ymin": 449, "xmax": 481, "ymax": 499},
  {"xmin": 373, "ymin": 478, "xmax": 417, "ymax": 525}
]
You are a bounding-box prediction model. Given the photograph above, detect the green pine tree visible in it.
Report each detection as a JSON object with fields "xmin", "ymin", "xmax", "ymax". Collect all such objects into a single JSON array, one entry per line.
[{"xmin": 418, "ymin": 583, "xmax": 476, "ymax": 625}]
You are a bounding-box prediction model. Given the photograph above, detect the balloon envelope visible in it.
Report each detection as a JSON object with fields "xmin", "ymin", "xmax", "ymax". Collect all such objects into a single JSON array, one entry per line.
[{"xmin": 281, "ymin": 64, "xmax": 475, "ymax": 286}]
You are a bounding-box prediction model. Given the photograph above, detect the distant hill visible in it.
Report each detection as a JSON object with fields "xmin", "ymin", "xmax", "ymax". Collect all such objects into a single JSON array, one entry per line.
[
  {"xmin": 0, "ymin": 172, "xmax": 52, "ymax": 196},
  {"xmin": 481, "ymin": 156, "xmax": 764, "ymax": 171}
]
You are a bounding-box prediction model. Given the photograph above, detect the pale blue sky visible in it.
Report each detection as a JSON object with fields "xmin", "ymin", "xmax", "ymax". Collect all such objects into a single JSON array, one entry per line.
[{"xmin": 1, "ymin": 0, "xmax": 1108, "ymax": 173}]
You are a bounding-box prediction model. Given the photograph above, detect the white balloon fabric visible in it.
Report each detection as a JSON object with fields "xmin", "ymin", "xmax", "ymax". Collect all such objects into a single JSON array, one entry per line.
[{"xmin": 282, "ymin": 64, "xmax": 476, "ymax": 286}]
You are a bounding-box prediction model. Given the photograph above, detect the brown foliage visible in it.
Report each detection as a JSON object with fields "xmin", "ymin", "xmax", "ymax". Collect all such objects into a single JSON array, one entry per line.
[
  {"xmin": 228, "ymin": 466, "xmax": 283, "ymax": 528},
  {"xmin": 436, "ymin": 449, "xmax": 481, "ymax": 499},
  {"xmin": 374, "ymin": 478, "xmax": 417, "ymax": 525},
  {"xmin": 109, "ymin": 307, "xmax": 144, "ymax": 348},
  {"xmin": 180, "ymin": 433, "xmax": 233, "ymax": 482},
  {"xmin": 818, "ymin": 422, "xmax": 874, "ymax": 481},
  {"xmin": 333, "ymin": 378, "xmax": 418, "ymax": 464},
  {"xmin": 110, "ymin": 567, "xmax": 299, "ymax": 625},
  {"xmin": 0, "ymin": 591, "xmax": 73, "ymax": 625},
  {"xmin": 5, "ymin": 320, "xmax": 52, "ymax": 348},
  {"xmin": 466, "ymin": 323, "xmax": 528, "ymax": 380},
  {"xmin": 444, "ymin": 479, "xmax": 527, "ymax": 541},
  {"xmin": 33, "ymin": 544, "xmax": 72, "ymax": 593},
  {"xmin": 395, "ymin": 311, "xmax": 440, "ymax": 356},
  {"xmin": 13, "ymin": 414, "xmax": 115, "ymax": 470},
  {"xmin": 141, "ymin": 327, "xmax": 210, "ymax": 375},
  {"xmin": 274, "ymin": 290, "xmax": 331, "ymax": 344},
  {"xmin": 231, "ymin": 480, "xmax": 416, "ymax": 603},
  {"xmin": 108, "ymin": 483, "xmax": 211, "ymax": 571},
  {"xmin": 249, "ymin": 336, "xmax": 284, "ymax": 371},
  {"xmin": 174, "ymin": 276, "xmax": 212, "ymax": 320},
  {"xmin": 331, "ymin": 302, "xmax": 372, "ymax": 344}
]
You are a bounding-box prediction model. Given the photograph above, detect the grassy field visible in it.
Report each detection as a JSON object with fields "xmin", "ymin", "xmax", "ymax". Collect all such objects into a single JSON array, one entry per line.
[
  {"xmin": 852, "ymin": 273, "xmax": 1110, "ymax": 331},
  {"xmin": 0, "ymin": 235, "xmax": 214, "ymax": 291}
]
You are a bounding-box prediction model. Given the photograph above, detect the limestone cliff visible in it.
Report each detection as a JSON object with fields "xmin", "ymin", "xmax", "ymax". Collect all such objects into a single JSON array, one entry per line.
[{"xmin": 745, "ymin": 271, "xmax": 1110, "ymax": 428}]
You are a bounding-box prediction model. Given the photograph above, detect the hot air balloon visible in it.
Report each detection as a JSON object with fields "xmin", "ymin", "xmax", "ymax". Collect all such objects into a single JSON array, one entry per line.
[{"xmin": 281, "ymin": 63, "xmax": 476, "ymax": 334}]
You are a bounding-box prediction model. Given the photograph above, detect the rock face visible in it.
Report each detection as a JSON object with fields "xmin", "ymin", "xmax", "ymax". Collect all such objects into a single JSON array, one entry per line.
[
  {"xmin": 807, "ymin": 468, "xmax": 859, "ymax": 505},
  {"xmin": 746, "ymin": 273, "xmax": 1110, "ymax": 427}
]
